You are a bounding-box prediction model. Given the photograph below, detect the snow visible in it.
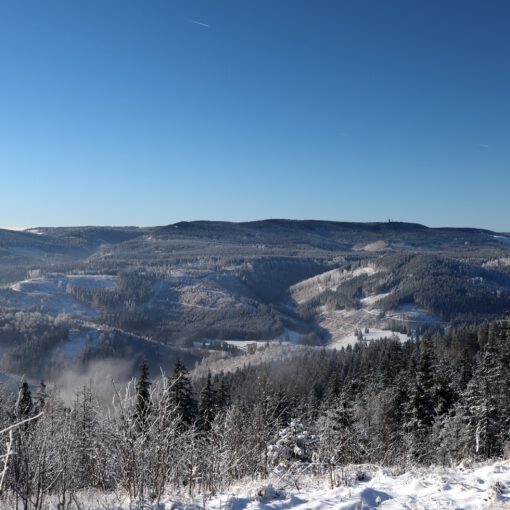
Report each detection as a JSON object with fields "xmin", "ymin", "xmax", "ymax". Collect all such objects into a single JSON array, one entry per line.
[
  {"xmin": 31, "ymin": 461, "xmax": 510, "ymax": 509},
  {"xmin": 197, "ymin": 329, "xmax": 303, "ymax": 351},
  {"xmin": 354, "ymin": 240, "xmax": 388, "ymax": 252},
  {"xmin": 187, "ymin": 461, "xmax": 510, "ymax": 509},
  {"xmin": 290, "ymin": 265, "xmax": 380, "ymax": 305},
  {"xmin": 359, "ymin": 292, "xmax": 390, "ymax": 306},
  {"xmin": 222, "ymin": 339, "xmax": 273, "ymax": 349},
  {"xmin": 193, "ymin": 343, "xmax": 310, "ymax": 378},
  {"xmin": 319, "ymin": 290, "xmax": 440, "ymax": 349},
  {"xmin": 484, "ymin": 257, "xmax": 510, "ymax": 268},
  {"xmin": 4, "ymin": 276, "xmax": 98, "ymax": 317},
  {"xmin": 66, "ymin": 274, "xmax": 118, "ymax": 289},
  {"xmin": 386, "ymin": 304, "xmax": 441, "ymax": 325},
  {"xmin": 180, "ymin": 281, "xmax": 237, "ymax": 310},
  {"xmin": 329, "ymin": 328, "xmax": 409, "ymax": 349}
]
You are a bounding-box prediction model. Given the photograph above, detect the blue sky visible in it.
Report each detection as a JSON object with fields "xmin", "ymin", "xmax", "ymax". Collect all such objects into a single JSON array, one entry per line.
[{"xmin": 1, "ymin": 0, "xmax": 509, "ymax": 230}]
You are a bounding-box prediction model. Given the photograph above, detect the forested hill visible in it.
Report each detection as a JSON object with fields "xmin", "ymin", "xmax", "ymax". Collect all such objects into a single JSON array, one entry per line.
[
  {"xmin": 0, "ymin": 220, "xmax": 509, "ymax": 383},
  {"xmin": 150, "ymin": 219, "xmax": 500, "ymax": 252}
]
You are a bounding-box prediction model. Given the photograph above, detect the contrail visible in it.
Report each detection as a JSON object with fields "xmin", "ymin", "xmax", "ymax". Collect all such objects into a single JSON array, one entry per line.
[{"xmin": 188, "ymin": 18, "xmax": 210, "ymax": 28}]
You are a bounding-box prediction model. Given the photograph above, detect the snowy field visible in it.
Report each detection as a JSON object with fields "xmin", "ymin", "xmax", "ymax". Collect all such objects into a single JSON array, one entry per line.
[
  {"xmin": 14, "ymin": 461, "xmax": 510, "ymax": 509},
  {"xmin": 1, "ymin": 274, "xmax": 118, "ymax": 317},
  {"xmin": 65, "ymin": 274, "xmax": 118, "ymax": 289},
  {"xmin": 320, "ymin": 293, "xmax": 440, "ymax": 350},
  {"xmin": 290, "ymin": 265, "xmax": 379, "ymax": 305},
  {"xmin": 225, "ymin": 329, "xmax": 303, "ymax": 348},
  {"xmin": 329, "ymin": 328, "xmax": 409, "ymax": 349},
  {"xmin": 4, "ymin": 276, "xmax": 98, "ymax": 317},
  {"xmin": 194, "ymin": 329, "xmax": 304, "ymax": 351}
]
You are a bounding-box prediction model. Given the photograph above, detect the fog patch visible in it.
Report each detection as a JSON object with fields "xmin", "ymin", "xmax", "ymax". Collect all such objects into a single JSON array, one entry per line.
[{"xmin": 50, "ymin": 358, "xmax": 136, "ymax": 407}]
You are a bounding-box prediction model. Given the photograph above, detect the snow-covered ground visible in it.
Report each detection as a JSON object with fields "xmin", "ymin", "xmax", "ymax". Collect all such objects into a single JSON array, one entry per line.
[
  {"xmin": 205, "ymin": 462, "xmax": 510, "ymax": 509},
  {"xmin": 4, "ymin": 276, "xmax": 98, "ymax": 317},
  {"xmin": 180, "ymin": 281, "xmax": 236, "ymax": 309},
  {"xmin": 353, "ymin": 239, "xmax": 388, "ymax": 252},
  {"xmin": 192, "ymin": 343, "xmax": 310, "ymax": 378},
  {"xmin": 317, "ymin": 301, "xmax": 403, "ymax": 349},
  {"xmin": 318, "ymin": 288, "xmax": 440, "ymax": 349},
  {"xmin": 19, "ymin": 461, "xmax": 510, "ymax": 509},
  {"xmin": 329, "ymin": 328, "xmax": 409, "ymax": 349},
  {"xmin": 484, "ymin": 257, "xmax": 510, "ymax": 268},
  {"xmin": 386, "ymin": 304, "xmax": 440, "ymax": 325},
  {"xmin": 226, "ymin": 329, "xmax": 303, "ymax": 348},
  {"xmin": 212, "ymin": 462, "xmax": 510, "ymax": 509},
  {"xmin": 359, "ymin": 292, "xmax": 390, "ymax": 306},
  {"xmin": 290, "ymin": 265, "xmax": 379, "ymax": 305},
  {"xmin": 195, "ymin": 329, "xmax": 304, "ymax": 351},
  {"xmin": 9, "ymin": 274, "xmax": 117, "ymax": 293},
  {"xmin": 66, "ymin": 274, "xmax": 118, "ymax": 289}
]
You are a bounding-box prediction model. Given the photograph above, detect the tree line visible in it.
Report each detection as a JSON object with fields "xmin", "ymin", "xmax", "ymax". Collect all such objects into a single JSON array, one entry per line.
[{"xmin": 0, "ymin": 318, "xmax": 509, "ymax": 508}]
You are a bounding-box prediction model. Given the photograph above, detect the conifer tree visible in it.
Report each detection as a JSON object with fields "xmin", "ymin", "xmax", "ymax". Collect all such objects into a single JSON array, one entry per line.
[
  {"xmin": 34, "ymin": 380, "xmax": 47, "ymax": 414},
  {"xmin": 215, "ymin": 377, "xmax": 231, "ymax": 413},
  {"xmin": 16, "ymin": 380, "xmax": 33, "ymax": 419},
  {"xmin": 75, "ymin": 385, "xmax": 98, "ymax": 488},
  {"xmin": 465, "ymin": 345, "xmax": 505, "ymax": 458},
  {"xmin": 317, "ymin": 393, "xmax": 353, "ymax": 487},
  {"xmin": 199, "ymin": 372, "xmax": 216, "ymax": 430},
  {"xmin": 135, "ymin": 359, "xmax": 151, "ymax": 431},
  {"xmin": 166, "ymin": 357, "xmax": 196, "ymax": 427}
]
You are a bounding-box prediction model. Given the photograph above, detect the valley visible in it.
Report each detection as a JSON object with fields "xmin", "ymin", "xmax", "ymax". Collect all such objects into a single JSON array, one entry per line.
[{"xmin": 0, "ymin": 220, "xmax": 509, "ymax": 385}]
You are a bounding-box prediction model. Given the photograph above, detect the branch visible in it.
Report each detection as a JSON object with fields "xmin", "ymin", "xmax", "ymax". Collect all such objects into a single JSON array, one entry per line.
[{"xmin": 0, "ymin": 412, "xmax": 43, "ymax": 435}]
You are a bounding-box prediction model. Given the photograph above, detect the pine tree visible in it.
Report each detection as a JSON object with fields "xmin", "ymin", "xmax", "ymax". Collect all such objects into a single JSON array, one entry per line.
[
  {"xmin": 199, "ymin": 372, "xmax": 216, "ymax": 430},
  {"xmin": 253, "ymin": 374, "xmax": 279, "ymax": 475},
  {"xmin": 12, "ymin": 380, "xmax": 34, "ymax": 507},
  {"xmin": 34, "ymin": 380, "xmax": 47, "ymax": 414},
  {"xmin": 135, "ymin": 359, "xmax": 151, "ymax": 431},
  {"xmin": 268, "ymin": 419, "xmax": 317, "ymax": 472},
  {"xmin": 215, "ymin": 377, "xmax": 231, "ymax": 413},
  {"xmin": 165, "ymin": 357, "xmax": 196, "ymax": 428},
  {"xmin": 74, "ymin": 385, "xmax": 98, "ymax": 488},
  {"xmin": 465, "ymin": 345, "xmax": 505, "ymax": 459},
  {"xmin": 16, "ymin": 380, "xmax": 33, "ymax": 419},
  {"xmin": 431, "ymin": 359, "xmax": 458, "ymax": 417},
  {"xmin": 404, "ymin": 339, "xmax": 438, "ymax": 462},
  {"xmin": 317, "ymin": 393, "xmax": 354, "ymax": 487}
]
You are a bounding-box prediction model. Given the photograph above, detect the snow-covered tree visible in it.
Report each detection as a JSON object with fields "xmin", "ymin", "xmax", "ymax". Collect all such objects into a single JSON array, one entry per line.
[{"xmin": 268, "ymin": 419, "xmax": 317, "ymax": 471}]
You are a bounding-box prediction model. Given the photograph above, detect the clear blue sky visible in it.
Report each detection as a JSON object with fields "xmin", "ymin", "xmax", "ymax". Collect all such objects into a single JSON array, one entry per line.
[{"xmin": 1, "ymin": 0, "xmax": 509, "ymax": 230}]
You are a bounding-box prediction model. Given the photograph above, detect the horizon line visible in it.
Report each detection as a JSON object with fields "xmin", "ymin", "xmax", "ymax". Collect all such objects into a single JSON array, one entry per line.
[{"xmin": 1, "ymin": 219, "xmax": 508, "ymax": 234}]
